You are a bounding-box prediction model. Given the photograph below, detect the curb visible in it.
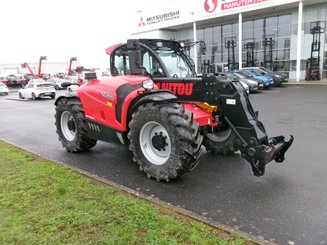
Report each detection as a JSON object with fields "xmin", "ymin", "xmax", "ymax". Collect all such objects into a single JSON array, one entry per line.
[{"xmin": 287, "ymin": 79, "xmax": 327, "ymax": 86}]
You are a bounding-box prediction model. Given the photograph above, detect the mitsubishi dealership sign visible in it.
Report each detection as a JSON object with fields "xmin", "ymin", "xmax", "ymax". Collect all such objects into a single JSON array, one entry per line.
[
  {"xmin": 139, "ymin": 10, "xmax": 180, "ymax": 27},
  {"xmin": 136, "ymin": 1, "xmax": 193, "ymax": 32},
  {"xmin": 134, "ymin": 0, "xmax": 301, "ymax": 33}
]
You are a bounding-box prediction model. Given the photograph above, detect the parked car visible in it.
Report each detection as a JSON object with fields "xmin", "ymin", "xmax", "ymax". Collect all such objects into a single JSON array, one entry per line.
[
  {"xmin": 0, "ymin": 82, "xmax": 9, "ymax": 95},
  {"xmin": 40, "ymin": 73, "xmax": 51, "ymax": 80},
  {"xmin": 6, "ymin": 74, "xmax": 19, "ymax": 86},
  {"xmin": 65, "ymin": 75, "xmax": 80, "ymax": 84},
  {"xmin": 215, "ymin": 72, "xmax": 250, "ymax": 94},
  {"xmin": 54, "ymin": 72, "xmax": 67, "ymax": 79},
  {"xmin": 258, "ymin": 66, "xmax": 288, "ymax": 83},
  {"xmin": 47, "ymin": 77, "xmax": 71, "ymax": 90},
  {"xmin": 23, "ymin": 74, "xmax": 34, "ymax": 82},
  {"xmin": 0, "ymin": 75, "xmax": 9, "ymax": 85},
  {"xmin": 243, "ymin": 67, "xmax": 283, "ymax": 86},
  {"xmin": 18, "ymin": 79, "xmax": 56, "ymax": 100},
  {"xmin": 234, "ymin": 72, "xmax": 264, "ymax": 91},
  {"xmin": 225, "ymin": 72, "xmax": 261, "ymax": 93},
  {"xmin": 14, "ymin": 74, "xmax": 28, "ymax": 86},
  {"xmin": 238, "ymin": 69, "xmax": 273, "ymax": 88}
]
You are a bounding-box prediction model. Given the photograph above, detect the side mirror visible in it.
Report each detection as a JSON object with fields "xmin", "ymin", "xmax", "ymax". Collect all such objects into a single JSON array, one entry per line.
[{"xmin": 127, "ymin": 39, "xmax": 144, "ymax": 75}]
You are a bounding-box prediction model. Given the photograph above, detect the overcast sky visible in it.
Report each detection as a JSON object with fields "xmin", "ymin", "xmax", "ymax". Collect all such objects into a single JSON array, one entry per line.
[{"xmin": 0, "ymin": 0, "xmax": 149, "ymax": 68}]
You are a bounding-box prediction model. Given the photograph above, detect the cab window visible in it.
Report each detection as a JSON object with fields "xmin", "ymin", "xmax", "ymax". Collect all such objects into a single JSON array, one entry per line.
[{"xmin": 112, "ymin": 46, "xmax": 130, "ymax": 76}]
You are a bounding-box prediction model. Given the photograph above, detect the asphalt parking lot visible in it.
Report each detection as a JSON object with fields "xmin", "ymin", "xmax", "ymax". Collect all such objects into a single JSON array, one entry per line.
[{"xmin": 0, "ymin": 85, "xmax": 326, "ymax": 245}]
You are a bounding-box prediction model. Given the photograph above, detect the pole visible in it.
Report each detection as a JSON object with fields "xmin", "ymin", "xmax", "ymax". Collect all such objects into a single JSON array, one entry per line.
[
  {"xmin": 296, "ymin": 1, "xmax": 303, "ymax": 82},
  {"xmin": 239, "ymin": 13, "xmax": 243, "ymax": 70},
  {"xmin": 193, "ymin": 17, "xmax": 197, "ymax": 74}
]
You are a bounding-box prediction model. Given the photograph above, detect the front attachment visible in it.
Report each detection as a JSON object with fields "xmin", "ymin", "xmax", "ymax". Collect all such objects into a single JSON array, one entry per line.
[{"xmin": 242, "ymin": 135, "xmax": 294, "ymax": 176}]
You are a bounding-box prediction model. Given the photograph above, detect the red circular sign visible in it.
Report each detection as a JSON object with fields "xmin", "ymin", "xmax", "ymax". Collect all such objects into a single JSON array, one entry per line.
[{"xmin": 204, "ymin": 0, "xmax": 218, "ymax": 13}]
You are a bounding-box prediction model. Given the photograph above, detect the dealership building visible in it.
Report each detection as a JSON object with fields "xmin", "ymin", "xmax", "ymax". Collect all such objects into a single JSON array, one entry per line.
[{"xmin": 132, "ymin": 0, "xmax": 327, "ymax": 81}]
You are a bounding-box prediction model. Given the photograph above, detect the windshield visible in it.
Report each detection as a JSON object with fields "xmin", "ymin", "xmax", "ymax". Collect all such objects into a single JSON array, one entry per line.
[
  {"xmin": 245, "ymin": 69, "xmax": 262, "ymax": 76},
  {"xmin": 111, "ymin": 40, "xmax": 195, "ymax": 78},
  {"xmin": 226, "ymin": 73, "xmax": 238, "ymax": 81},
  {"xmin": 259, "ymin": 67, "xmax": 273, "ymax": 74},
  {"xmin": 7, "ymin": 75, "xmax": 17, "ymax": 80},
  {"xmin": 155, "ymin": 48, "xmax": 193, "ymax": 78},
  {"xmin": 234, "ymin": 72, "xmax": 246, "ymax": 79}
]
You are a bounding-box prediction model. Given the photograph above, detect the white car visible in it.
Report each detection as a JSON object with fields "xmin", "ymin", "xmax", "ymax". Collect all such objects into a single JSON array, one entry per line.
[
  {"xmin": 18, "ymin": 79, "xmax": 56, "ymax": 100},
  {"xmin": 47, "ymin": 77, "xmax": 71, "ymax": 90},
  {"xmin": 0, "ymin": 82, "xmax": 9, "ymax": 95}
]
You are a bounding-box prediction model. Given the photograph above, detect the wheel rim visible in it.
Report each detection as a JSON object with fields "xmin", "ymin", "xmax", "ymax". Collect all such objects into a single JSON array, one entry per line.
[
  {"xmin": 139, "ymin": 121, "xmax": 171, "ymax": 165},
  {"xmin": 60, "ymin": 111, "xmax": 76, "ymax": 141},
  {"xmin": 207, "ymin": 128, "xmax": 232, "ymax": 142}
]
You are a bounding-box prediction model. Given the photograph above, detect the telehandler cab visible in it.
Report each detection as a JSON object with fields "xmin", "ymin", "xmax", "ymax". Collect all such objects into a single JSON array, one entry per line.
[{"xmin": 55, "ymin": 39, "xmax": 293, "ymax": 181}]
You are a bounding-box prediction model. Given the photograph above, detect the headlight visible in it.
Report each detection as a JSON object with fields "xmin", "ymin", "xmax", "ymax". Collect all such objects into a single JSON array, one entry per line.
[
  {"xmin": 142, "ymin": 79, "xmax": 154, "ymax": 90},
  {"xmin": 276, "ymin": 75, "xmax": 281, "ymax": 78},
  {"xmin": 247, "ymin": 79, "xmax": 257, "ymax": 85}
]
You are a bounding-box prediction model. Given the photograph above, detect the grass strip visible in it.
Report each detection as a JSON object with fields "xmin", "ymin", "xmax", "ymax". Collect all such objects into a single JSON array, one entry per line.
[{"xmin": 0, "ymin": 140, "xmax": 253, "ymax": 244}]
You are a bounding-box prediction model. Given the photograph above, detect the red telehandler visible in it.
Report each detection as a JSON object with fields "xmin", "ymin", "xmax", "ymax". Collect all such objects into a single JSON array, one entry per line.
[
  {"xmin": 22, "ymin": 56, "xmax": 47, "ymax": 80},
  {"xmin": 54, "ymin": 39, "xmax": 293, "ymax": 182}
]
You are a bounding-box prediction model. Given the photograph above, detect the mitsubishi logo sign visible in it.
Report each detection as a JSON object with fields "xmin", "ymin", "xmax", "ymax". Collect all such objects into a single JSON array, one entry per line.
[
  {"xmin": 204, "ymin": 0, "xmax": 218, "ymax": 13},
  {"xmin": 138, "ymin": 16, "xmax": 146, "ymax": 27}
]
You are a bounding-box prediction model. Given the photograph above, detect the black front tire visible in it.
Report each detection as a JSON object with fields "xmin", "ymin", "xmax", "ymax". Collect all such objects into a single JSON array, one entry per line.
[
  {"xmin": 128, "ymin": 103, "xmax": 203, "ymax": 182},
  {"xmin": 203, "ymin": 127, "xmax": 237, "ymax": 155},
  {"xmin": 55, "ymin": 98, "xmax": 97, "ymax": 152}
]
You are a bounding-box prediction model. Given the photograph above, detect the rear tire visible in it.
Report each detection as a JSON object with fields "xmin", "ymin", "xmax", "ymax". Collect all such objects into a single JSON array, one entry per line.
[
  {"xmin": 32, "ymin": 92, "xmax": 36, "ymax": 100},
  {"xmin": 55, "ymin": 98, "xmax": 97, "ymax": 152},
  {"xmin": 18, "ymin": 92, "xmax": 24, "ymax": 99},
  {"xmin": 203, "ymin": 127, "xmax": 237, "ymax": 155},
  {"xmin": 128, "ymin": 103, "xmax": 203, "ymax": 182}
]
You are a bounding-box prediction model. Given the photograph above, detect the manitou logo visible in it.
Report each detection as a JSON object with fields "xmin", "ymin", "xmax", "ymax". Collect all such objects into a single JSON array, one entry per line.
[
  {"xmin": 204, "ymin": 0, "xmax": 218, "ymax": 13},
  {"xmin": 156, "ymin": 82, "xmax": 194, "ymax": 96}
]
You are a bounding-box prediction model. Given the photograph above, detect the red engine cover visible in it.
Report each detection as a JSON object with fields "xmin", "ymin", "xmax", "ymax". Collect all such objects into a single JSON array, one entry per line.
[{"xmin": 78, "ymin": 75, "xmax": 148, "ymax": 132}]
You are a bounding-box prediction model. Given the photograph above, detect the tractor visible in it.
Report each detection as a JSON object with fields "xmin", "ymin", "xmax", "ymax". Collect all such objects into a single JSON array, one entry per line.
[{"xmin": 54, "ymin": 39, "xmax": 293, "ymax": 182}]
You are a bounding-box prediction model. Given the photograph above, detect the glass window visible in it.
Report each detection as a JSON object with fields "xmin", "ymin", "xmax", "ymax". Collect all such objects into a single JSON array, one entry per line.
[
  {"xmin": 142, "ymin": 52, "xmax": 164, "ymax": 78},
  {"xmin": 232, "ymin": 23, "xmax": 239, "ymax": 34},
  {"xmin": 277, "ymin": 25, "xmax": 291, "ymax": 37},
  {"xmin": 213, "ymin": 26, "xmax": 222, "ymax": 43},
  {"xmin": 278, "ymin": 15, "xmax": 291, "ymax": 25},
  {"xmin": 156, "ymin": 49, "xmax": 193, "ymax": 78},
  {"xmin": 223, "ymin": 24, "xmax": 232, "ymax": 35},
  {"xmin": 197, "ymin": 29, "xmax": 204, "ymax": 41},
  {"xmin": 266, "ymin": 16, "xmax": 277, "ymax": 27},
  {"xmin": 276, "ymin": 37, "xmax": 291, "ymax": 49},
  {"xmin": 112, "ymin": 45, "xmax": 131, "ymax": 76},
  {"xmin": 205, "ymin": 28, "xmax": 213, "ymax": 44},
  {"xmin": 243, "ymin": 23, "xmax": 253, "ymax": 40},
  {"xmin": 254, "ymin": 19, "xmax": 263, "ymax": 29}
]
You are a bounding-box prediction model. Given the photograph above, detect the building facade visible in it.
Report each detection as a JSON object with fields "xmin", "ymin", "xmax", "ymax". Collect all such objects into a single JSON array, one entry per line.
[{"xmin": 132, "ymin": 0, "xmax": 327, "ymax": 81}]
